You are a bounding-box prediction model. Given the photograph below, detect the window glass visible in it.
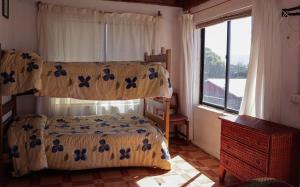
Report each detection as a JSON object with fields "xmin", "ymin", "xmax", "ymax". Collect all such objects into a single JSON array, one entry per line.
[
  {"xmin": 201, "ymin": 16, "xmax": 252, "ymax": 112},
  {"xmin": 203, "ymin": 22, "xmax": 227, "ymax": 107},
  {"xmin": 228, "ymin": 17, "xmax": 252, "ymax": 111}
]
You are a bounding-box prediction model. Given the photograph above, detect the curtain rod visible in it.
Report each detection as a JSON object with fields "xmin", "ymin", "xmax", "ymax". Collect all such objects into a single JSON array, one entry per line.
[{"xmin": 36, "ymin": 1, "xmax": 162, "ymax": 17}]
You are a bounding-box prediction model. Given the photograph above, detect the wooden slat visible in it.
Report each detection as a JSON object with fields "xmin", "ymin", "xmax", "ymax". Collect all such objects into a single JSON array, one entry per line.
[{"xmin": 2, "ymin": 98, "xmax": 16, "ymax": 117}]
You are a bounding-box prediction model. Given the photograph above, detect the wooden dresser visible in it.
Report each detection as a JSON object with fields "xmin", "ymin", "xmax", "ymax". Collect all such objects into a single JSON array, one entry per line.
[{"xmin": 219, "ymin": 115, "xmax": 299, "ymax": 186}]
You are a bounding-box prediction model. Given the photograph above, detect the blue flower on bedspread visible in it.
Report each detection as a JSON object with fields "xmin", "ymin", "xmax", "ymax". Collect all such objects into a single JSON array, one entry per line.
[
  {"xmin": 168, "ymin": 78, "xmax": 172, "ymax": 88},
  {"xmin": 94, "ymin": 119, "xmax": 103, "ymax": 122},
  {"xmin": 99, "ymin": 122, "xmax": 109, "ymax": 127},
  {"xmin": 102, "ymin": 68, "xmax": 115, "ymax": 81},
  {"xmin": 120, "ymin": 124, "xmax": 130, "ymax": 128},
  {"xmin": 54, "ymin": 65, "xmax": 67, "ymax": 77},
  {"xmin": 74, "ymin": 149, "xmax": 87, "ymax": 161},
  {"xmin": 1, "ymin": 71, "xmax": 15, "ymax": 84},
  {"xmin": 22, "ymin": 124, "xmax": 33, "ymax": 131},
  {"xmin": 80, "ymin": 126, "xmax": 90, "ymax": 130},
  {"xmin": 21, "ymin": 53, "xmax": 32, "ymax": 60},
  {"xmin": 98, "ymin": 139, "xmax": 110, "ymax": 153},
  {"xmin": 120, "ymin": 148, "xmax": 130, "ymax": 160},
  {"xmin": 29, "ymin": 135, "xmax": 42, "ymax": 148},
  {"xmin": 148, "ymin": 68, "xmax": 158, "ymax": 80},
  {"xmin": 57, "ymin": 118, "xmax": 68, "ymax": 123},
  {"xmin": 161, "ymin": 148, "xmax": 170, "ymax": 160},
  {"xmin": 142, "ymin": 139, "xmax": 151, "ymax": 152},
  {"xmin": 27, "ymin": 61, "xmax": 39, "ymax": 72},
  {"xmin": 136, "ymin": 129, "xmax": 146, "ymax": 134},
  {"xmin": 78, "ymin": 76, "xmax": 91, "ymax": 88},
  {"xmin": 52, "ymin": 139, "xmax": 64, "ymax": 153},
  {"xmin": 138, "ymin": 119, "xmax": 145, "ymax": 124},
  {"xmin": 9, "ymin": 145, "xmax": 20, "ymax": 158},
  {"xmin": 125, "ymin": 77, "xmax": 137, "ymax": 89}
]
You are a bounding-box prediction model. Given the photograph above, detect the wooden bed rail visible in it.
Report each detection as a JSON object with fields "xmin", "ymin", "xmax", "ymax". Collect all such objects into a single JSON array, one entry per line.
[{"xmin": 144, "ymin": 47, "xmax": 171, "ymax": 70}]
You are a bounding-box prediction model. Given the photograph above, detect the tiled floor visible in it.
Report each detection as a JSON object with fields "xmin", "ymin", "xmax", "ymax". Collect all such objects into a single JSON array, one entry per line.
[{"xmin": 0, "ymin": 139, "xmax": 239, "ymax": 187}]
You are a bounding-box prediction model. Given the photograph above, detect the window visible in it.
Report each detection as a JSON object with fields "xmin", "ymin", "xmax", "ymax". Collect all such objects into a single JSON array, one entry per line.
[{"xmin": 200, "ymin": 17, "xmax": 252, "ymax": 113}]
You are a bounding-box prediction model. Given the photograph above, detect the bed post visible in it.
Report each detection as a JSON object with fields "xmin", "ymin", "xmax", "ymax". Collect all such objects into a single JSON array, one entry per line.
[{"xmin": 164, "ymin": 98, "xmax": 170, "ymax": 146}]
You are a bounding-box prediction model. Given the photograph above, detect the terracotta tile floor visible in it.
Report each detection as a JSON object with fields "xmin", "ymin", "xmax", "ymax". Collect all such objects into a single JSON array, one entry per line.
[{"xmin": 0, "ymin": 139, "xmax": 239, "ymax": 187}]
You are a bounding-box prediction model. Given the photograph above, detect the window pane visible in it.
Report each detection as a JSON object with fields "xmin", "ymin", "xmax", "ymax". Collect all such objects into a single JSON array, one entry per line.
[
  {"xmin": 203, "ymin": 22, "xmax": 227, "ymax": 107},
  {"xmin": 228, "ymin": 17, "xmax": 252, "ymax": 111}
]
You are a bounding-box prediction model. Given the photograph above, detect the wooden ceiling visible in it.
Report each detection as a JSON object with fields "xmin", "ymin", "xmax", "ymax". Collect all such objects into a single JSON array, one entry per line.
[{"xmin": 107, "ymin": 0, "xmax": 210, "ymax": 10}]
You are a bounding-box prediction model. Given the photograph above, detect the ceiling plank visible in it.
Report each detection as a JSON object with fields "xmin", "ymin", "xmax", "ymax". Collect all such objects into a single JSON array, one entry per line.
[
  {"xmin": 183, "ymin": 0, "xmax": 211, "ymax": 10},
  {"xmin": 107, "ymin": 0, "xmax": 183, "ymax": 7}
]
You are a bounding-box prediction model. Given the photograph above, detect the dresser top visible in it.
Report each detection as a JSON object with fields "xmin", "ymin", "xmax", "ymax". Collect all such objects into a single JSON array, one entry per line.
[{"xmin": 219, "ymin": 115, "xmax": 299, "ymax": 135}]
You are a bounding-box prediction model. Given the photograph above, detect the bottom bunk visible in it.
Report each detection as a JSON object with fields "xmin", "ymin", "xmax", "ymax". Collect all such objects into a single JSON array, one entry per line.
[{"xmin": 7, "ymin": 113, "xmax": 171, "ymax": 177}]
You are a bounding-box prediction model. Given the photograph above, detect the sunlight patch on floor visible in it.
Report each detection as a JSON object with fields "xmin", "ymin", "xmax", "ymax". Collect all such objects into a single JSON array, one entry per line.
[{"xmin": 137, "ymin": 156, "xmax": 215, "ymax": 187}]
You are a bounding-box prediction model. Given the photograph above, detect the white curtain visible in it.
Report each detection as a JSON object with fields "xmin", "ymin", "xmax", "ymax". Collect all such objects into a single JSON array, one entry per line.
[
  {"xmin": 179, "ymin": 14, "xmax": 200, "ymax": 140},
  {"xmin": 36, "ymin": 3, "xmax": 159, "ymax": 116},
  {"xmin": 239, "ymin": 0, "xmax": 283, "ymax": 122},
  {"xmin": 37, "ymin": 3, "xmax": 105, "ymax": 62},
  {"xmin": 104, "ymin": 13, "xmax": 162, "ymax": 61}
]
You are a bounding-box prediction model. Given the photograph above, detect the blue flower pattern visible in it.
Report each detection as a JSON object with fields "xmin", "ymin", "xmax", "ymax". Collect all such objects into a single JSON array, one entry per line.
[
  {"xmin": 21, "ymin": 53, "xmax": 32, "ymax": 60},
  {"xmin": 22, "ymin": 124, "xmax": 33, "ymax": 131},
  {"xmin": 1, "ymin": 71, "xmax": 15, "ymax": 84},
  {"xmin": 136, "ymin": 129, "xmax": 146, "ymax": 133},
  {"xmin": 125, "ymin": 77, "xmax": 137, "ymax": 89},
  {"xmin": 98, "ymin": 139, "xmax": 110, "ymax": 152},
  {"xmin": 27, "ymin": 61, "xmax": 39, "ymax": 72},
  {"xmin": 103, "ymin": 69, "xmax": 115, "ymax": 81},
  {"xmin": 120, "ymin": 124, "xmax": 129, "ymax": 128},
  {"xmin": 78, "ymin": 76, "xmax": 91, "ymax": 88},
  {"xmin": 52, "ymin": 139, "xmax": 63, "ymax": 153},
  {"xmin": 74, "ymin": 149, "xmax": 87, "ymax": 161},
  {"xmin": 29, "ymin": 135, "xmax": 42, "ymax": 148},
  {"xmin": 142, "ymin": 139, "xmax": 151, "ymax": 152},
  {"xmin": 54, "ymin": 65, "xmax": 67, "ymax": 77},
  {"xmin": 148, "ymin": 68, "xmax": 158, "ymax": 79},
  {"xmin": 120, "ymin": 148, "xmax": 130, "ymax": 160}
]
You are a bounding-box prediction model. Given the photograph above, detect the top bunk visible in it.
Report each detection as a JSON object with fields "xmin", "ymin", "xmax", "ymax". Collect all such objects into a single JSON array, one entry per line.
[{"xmin": 0, "ymin": 46, "xmax": 172, "ymax": 100}]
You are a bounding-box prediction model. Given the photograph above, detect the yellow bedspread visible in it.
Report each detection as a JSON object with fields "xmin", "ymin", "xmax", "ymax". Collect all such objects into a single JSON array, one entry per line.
[
  {"xmin": 1, "ymin": 50, "xmax": 172, "ymax": 99},
  {"xmin": 8, "ymin": 114, "xmax": 171, "ymax": 177}
]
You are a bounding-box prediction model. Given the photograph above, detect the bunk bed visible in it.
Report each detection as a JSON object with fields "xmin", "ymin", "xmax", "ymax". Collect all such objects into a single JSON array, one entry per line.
[{"xmin": 0, "ymin": 45, "xmax": 172, "ymax": 177}]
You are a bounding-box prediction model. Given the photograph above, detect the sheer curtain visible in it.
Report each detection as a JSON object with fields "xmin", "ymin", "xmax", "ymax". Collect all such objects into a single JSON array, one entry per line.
[
  {"xmin": 36, "ymin": 3, "xmax": 159, "ymax": 116},
  {"xmin": 179, "ymin": 14, "xmax": 200, "ymax": 140},
  {"xmin": 104, "ymin": 13, "xmax": 162, "ymax": 61},
  {"xmin": 239, "ymin": 0, "xmax": 283, "ymax": 122}
]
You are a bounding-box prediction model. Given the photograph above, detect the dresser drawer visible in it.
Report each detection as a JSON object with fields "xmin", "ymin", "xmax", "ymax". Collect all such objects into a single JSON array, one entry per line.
[
  {"xmin": 221, "ymin": 152, "xmax": 266, "ymax": 180},
  {"xmin": 222, "ymin": 121, "xmax": 270, "ymax": 153},
  {"xmin": 221, "ymin": 136, "xmax": 269, "ymax": 173}
]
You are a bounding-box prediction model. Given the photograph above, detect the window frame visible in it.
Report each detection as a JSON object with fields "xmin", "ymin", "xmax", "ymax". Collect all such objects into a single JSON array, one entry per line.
[{"xmin": 199, "ymin": 20, "xmax": 242, "ymax": 114}]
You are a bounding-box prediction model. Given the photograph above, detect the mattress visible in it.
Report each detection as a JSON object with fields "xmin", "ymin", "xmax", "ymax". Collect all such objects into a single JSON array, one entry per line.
[
  {"xmin": 8, "ymin": 113, "xmax": 171, "ymax": 177},
  {"xmin": 0, "ymin": 50, "xmax": 172, "ymax": 100}
]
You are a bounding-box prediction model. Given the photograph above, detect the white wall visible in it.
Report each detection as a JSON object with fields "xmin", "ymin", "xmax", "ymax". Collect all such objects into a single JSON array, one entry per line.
[
  {"xmin": 0, "ymin": 0, "xmax": 182, "ymax": 114},
  {"xmin": 191, "ymin": 0, "xmax": 300, "ymax": 159}
]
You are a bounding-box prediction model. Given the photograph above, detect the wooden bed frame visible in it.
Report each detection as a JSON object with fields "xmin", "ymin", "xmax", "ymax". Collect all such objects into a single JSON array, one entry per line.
[{"xmin": 0, "ymin": 45, "xmax": 171, "ymax": 159}]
